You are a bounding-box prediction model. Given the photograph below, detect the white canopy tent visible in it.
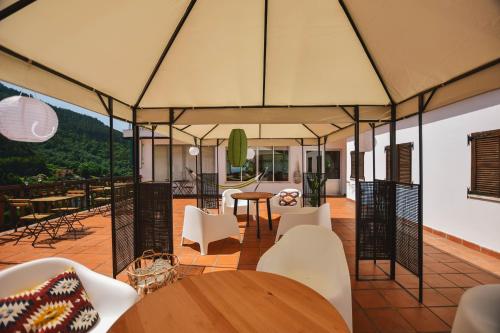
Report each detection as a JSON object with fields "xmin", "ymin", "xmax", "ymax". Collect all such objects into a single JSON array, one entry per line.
[{"xmin": 0, "ymin": 0, "xmax": 499, "ymax": 143}]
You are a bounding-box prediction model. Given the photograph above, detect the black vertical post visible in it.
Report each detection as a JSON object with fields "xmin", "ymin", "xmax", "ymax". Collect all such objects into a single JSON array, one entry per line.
[
  {"xmin": 132, "ymin": 108, "xmax": 140, "ymax": 258},
  {"xmin": 168, "ymin": 109, "xmax": 174, "ymax": 253},
  {"xmin": 371, "ymin": 123, "xmax": 376, "ymax": 265},
  {"xmin": 301, "ymin": 138, "xmax": 305, "ymax": 207},
  {"xmin": 317, "ymin": 137, "xmax": 321, "ymax": 207},
  {"xmin": 151, "ymin": 125, "xmax": 156, "ymax": 182},
  {"xmin": 354, "ymin": 106, "xmax": 360, "ymax": 280},
  {"xmin": 418, "ymin": 95, "xmax": 424, "ymax": 302},
  {"xmin": 216, "ymin": 139, "xmax": 220, "ymax": 212},
  {"xmin": 200, "ymin": 139, "xmax": 204, "ymax": 209},
  {"xmin": 108, "ymin": 97, "xmax": 117, "ymax": 277},
  {"xmin": 389, "ymin": 104, "xmax": 397, "ymax": 279},
  {"xmin": 194, "ymin": 138, "xmax": 198, "ymax": 199}
]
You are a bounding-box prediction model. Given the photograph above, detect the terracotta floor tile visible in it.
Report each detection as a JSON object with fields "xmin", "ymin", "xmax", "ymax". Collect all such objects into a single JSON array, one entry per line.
[
  {"xmin": 353, "ymin": 290, "xmax": 389, "ymax": 309},
  {"xmin": 379, "ymin": 289, "xmax": 421, "ymax": 308},
  {"xmin": 353, "ymin": 309, "xmax": 379, "ymax": 333},
  {"xmin": 398, "ymin": 308, "xmax": 450, "ymax": 332},
  {"xmin": 435, "ymin": 288, "xmax": 466, "ymax": 305},
  {"xmin": 424, "ymin": 274, "xmax": 457, "ymax": 288},
  {"xmin": 365, "ymin": 308, "xmax": 415, "ymax": 333},
  {"xmin": 441, "ymin": 274, "xmax": 481, "ymax": 288},
  {"xmin": 423, "ymin": 263, "xmax": 459, "ymax": 274},
  {"xmin": 466, "ymin": 272, "xmax": 500, "ymax": 284},
  {"xmin": 445, "ymin": 262, "xmax": 483, "ymax": 274},
  {"xmin": 370, "ymin": 280, "xmax": 402, "ymax": 290},
  {"xmin": 429, "ymin": 307, "xmax": 457, "ymax": 327},
  {"xmin": 408, "ymin": 288, "xmax": 454, "ymax": 307}
]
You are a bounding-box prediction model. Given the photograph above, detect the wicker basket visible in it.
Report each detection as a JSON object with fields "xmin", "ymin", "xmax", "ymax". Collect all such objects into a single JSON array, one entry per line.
[{"xmin": 126, "ymin": 250, "xmax": 179, "ymax": 295}]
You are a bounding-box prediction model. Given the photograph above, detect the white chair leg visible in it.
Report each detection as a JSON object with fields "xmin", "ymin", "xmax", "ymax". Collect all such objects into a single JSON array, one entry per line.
[
  {"xmin": 200, "ymin": 242, "xmax": 209, "ymax": 256},
  {"xmin": 180, "ymin": 236, "xmax": 184, "ymax": 246}
]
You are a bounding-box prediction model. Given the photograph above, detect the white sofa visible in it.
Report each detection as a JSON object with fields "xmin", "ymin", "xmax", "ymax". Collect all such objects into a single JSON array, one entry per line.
[
  {"xmin": 257, "ymin": 225, "xmax": 352, "ymax": 332},
  {"xmin": 275, "ymin": 203, "xmax": 332, "ymax": 242},
  {"xmin": 270, "ymin": 188, "xmax": 303, "ymax": 215},
  {"xmin": 0, "ymin": 257, "xmax": 139, "ymax": 333},
  {"xmin": 452, "ymin": 284, "xmax": 500, "ymax": 333},
  {"xmin": 181, "ymin": 205, "xmax": 241, "ymax": 255}
]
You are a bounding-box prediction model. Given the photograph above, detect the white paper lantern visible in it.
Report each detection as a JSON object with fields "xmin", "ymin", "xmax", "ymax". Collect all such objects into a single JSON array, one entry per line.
[
  {"xmin": 188, "ymin": 146, "xmax": 200, "ymax": 156},
  {"xmin": 0, "ymin": 96, "xmax": 58, "ymax": 142},
  {"xmin": 246, "ymin": 148, "xmax": 256, "ymax": 159}
]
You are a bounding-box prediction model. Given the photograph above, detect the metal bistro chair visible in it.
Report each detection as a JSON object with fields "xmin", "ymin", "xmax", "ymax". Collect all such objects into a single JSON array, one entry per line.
[
  {"xmin": 91, "ymin": 186, "xmax": 111, "ymax": 216},
  {"xmin": 51, "ymin": 194, "xmax": 84, "ymax": 239},
  {"xmin": 7, "ymin": 199, "xmax": 56, "ymax": 246}
]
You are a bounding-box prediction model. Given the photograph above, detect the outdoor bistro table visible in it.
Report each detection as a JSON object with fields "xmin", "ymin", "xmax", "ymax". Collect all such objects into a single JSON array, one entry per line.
[
  {"xmin": 231, "ymin": 192, "xmax": 273, "ymax": 238},
  {"xmin": 109, "ymin": 270, "xmax": 349, "ymax": 333}
]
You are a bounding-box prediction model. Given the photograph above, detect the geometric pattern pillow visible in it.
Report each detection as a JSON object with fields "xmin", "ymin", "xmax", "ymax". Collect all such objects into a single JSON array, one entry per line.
[
  {"xmin": 0, "ymin": 267, "xmax": 99, "ymax": 333},
  {"xmin": 278, "ymin": 190, "xmax": 300, "ymax": 206}
]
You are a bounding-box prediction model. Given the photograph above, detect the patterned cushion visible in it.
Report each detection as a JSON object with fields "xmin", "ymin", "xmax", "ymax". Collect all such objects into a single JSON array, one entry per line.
[
  {"xmin": 0, "ymin": 267, "xmax": 99, "ymax": 333},
  {"xmin": 278, "ymin": 191, "xmax": 300, "ymax": 206}
]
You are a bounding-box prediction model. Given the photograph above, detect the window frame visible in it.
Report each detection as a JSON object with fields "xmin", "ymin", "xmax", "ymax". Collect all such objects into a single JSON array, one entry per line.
[
  {"xmin": 385, "ymin": 142, "xmax": 413, "ymax": 184},
  {"xmin": 468, "ymin": 129, "xmax": 500, "ymax": 199},
  {"xmin": 226, "ymin": 146, "xmax": 290, "ymax": 182}
]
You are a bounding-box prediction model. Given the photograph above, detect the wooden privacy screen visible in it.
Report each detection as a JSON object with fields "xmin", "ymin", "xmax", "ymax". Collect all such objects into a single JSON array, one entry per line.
[
  {"xmin": 469, "ymin": 129, "xmax": 500, "ymax": 198},
  {"xmin": 385, "ymin": 143, "xmax": 413, "ymax": 184},
  {"xmin": 350, "ymin": 151, "xmax": 365, "ymax": 180}
]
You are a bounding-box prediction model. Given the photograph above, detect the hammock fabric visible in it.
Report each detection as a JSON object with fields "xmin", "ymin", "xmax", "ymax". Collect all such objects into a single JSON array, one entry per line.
[{"xmin": 186, "ymin": 168, "xmax": 267, "ymax": 190}]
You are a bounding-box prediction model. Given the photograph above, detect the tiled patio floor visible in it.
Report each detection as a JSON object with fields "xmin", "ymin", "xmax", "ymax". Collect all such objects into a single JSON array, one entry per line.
[{"xmin": 1, "ymin": 198, "xmax": 499, "ymax": 332}]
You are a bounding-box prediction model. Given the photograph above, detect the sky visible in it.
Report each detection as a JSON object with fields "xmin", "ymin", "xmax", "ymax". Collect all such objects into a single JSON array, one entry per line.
[{"xmin": 1, "ymin": 81, "xmax": 130, "ymax": 132}]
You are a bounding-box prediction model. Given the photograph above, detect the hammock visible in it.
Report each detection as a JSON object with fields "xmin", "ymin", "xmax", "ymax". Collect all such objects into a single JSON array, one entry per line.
[{"xmin": 186, "ymin": 167, "xmax": 268, "ymax": 190}]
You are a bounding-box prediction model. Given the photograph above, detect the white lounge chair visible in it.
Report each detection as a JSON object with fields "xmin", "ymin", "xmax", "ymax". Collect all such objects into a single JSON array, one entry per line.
[
  {"xmin": 181, "ymin": 205, "xmax": 241, "ymax": 255},
  {"xmin": 452, "ymin": 284, "xmax": 500, "ymax": 333},
  {"xmin": 270, "ymin": 188, "xmax": 303, "ymax": 215},
  {"xmin": 0, "ymin": 257, "xmax": 139, "ymax": 333},
  {"xmin": 257, "ymin": 225, "xmax": 352, "ymax": 332},
  {"xmin": 275, "ymin": 203, "xmax": 332, "ymax": 242},
  {"xmin": 221, "ymin": 189, "xmax": 251, "ymax": 215}
]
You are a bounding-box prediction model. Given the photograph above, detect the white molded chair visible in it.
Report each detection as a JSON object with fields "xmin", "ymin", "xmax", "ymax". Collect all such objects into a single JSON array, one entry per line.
[
  {"xmin": 452, "ymin": 284, "xmax": 500, "ymax": 333},
  {"xmin": 181, "ymin": 205, "xmax": 241, "ymax": 255},
  {"xmin": 257, "ymin": 225, "xmax": 352, "ymax": 332},
  {"xmin": 0, "ymin": 257, "xmax": 139, "ymax": 333},
  {"xmin": 275, "ymin": 203, "xmax": 332, "ymax": 242},
  {"xmin": 221, "ymin": 189, "xmax": 251, "ymax": 215},
  {"xmin": 270, "ymin": 188, "xmax": 303, "ymax": 215}
]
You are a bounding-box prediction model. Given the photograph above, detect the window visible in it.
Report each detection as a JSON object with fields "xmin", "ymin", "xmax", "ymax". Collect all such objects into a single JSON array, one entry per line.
[
  {"xmin": 469, "ymin": 129, "xmax": 500, "ymax": 198},
  {"xmin": 306, "ymin": 151, "xmax": 322, "ymax": 173},
  {"xmin": 325, "ymin": 151, "xmax": 340, "ymax": 179},
  {"xmin": 350, "ymin": 151, "xmax": 365, "ymax": 180},
  {"xmin": 226, "ymin": 146, "xmax": 289, "ymax": 182},
  {"xmin": 385, "ymin": 143, "xmax": 412, "ymax": 183}
]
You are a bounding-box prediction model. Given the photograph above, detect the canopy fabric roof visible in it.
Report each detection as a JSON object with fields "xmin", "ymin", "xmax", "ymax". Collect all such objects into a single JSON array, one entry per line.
[{"xmin": 0, "ymin": 0, "xmax": 499, "ymax": 143}]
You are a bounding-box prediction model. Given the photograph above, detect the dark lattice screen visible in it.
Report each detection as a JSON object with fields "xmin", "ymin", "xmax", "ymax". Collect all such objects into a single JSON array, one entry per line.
[
  {"xmin": 197, "ymin": 173, "xmax": 219, "ymax": 209},
  {"xmin": 112, "ymin": 183, "xmax": 135, "ymax": 276},
  {"xmin": 357, "ymin": 181, "xmax": 392, "ymax": 260},
  {"xmin": 137, "ymin": 182, "xmax": 173, "ymax": 254},
  {"xmin": 395, "ymin": 183, "xmax": 421, "ymax": 275},
  {"xmin": 302, "ymin": 173, "xmax": 327, "ymax": 207}
]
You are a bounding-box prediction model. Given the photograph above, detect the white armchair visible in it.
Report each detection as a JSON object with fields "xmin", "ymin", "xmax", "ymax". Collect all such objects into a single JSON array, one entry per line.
[
  {"xmin": 221, "ymin": 189, "xmax": 251, "ymax": 215},
  {"xmin": 0, "ymin": 257, "xmax": 139, "ymax": 333},
  {"xmin": 452, "ymin": 284, "xmax": 500, "ymax": 333},
  {"xmin": 181, "ymin": 205, "xmax": 241, "ymax": 255},
  {"xmin": 275, "ymin": 203, "xmax": 332, "ymax": 242},
  {"xmin": 257, "ymin": 225, "xmax": 352, "ymax": 332},
  {"xmin": 270, "ymin": 188, "xmax": 303, "ymax": 215}
]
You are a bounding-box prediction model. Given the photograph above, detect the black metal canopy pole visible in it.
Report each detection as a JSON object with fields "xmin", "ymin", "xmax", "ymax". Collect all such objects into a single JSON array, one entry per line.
[
  {"xmin": 216, "ymin": 139, "xmax": 220, "ymax": 213},
  {"xmin": 168, "ymin": 109, "xmax": 174, "ymax": 253},
  {"xmin": 371, "ymin": 122, "xmax": 376, "ymax": 265},
  {"xmin": 389, "ymin": 104, "xmax": 397, "ymax": 279},
  {"xmin": 132, "ymin": 108, "xmax": 140, "ymax": 258},
  {"xmin": 354, "ymin": 106, "xmax": 360, "ymax": 280},
  {"xmin": 418, "ymin": 95, "xmax": 424, "ymax": 303},
  {"xmin": 199, "ymin": 138, "xmax": 204, "ymax": 209},
  {"xmin": 151, "ymin": 125, "xmax": 156, "ymax": 182},
  {"xmin": 317, "ymin": 137, "xmax": 321, "ymax": 207},
  {"xmin": 106, "ymin": 97, "xmax": 117, "ymax": 277}
]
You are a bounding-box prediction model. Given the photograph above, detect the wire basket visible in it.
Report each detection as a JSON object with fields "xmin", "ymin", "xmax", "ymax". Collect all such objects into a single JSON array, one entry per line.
[{"xmin": 126, "ymin": 250, "xmax": 179, "ymax": 295}]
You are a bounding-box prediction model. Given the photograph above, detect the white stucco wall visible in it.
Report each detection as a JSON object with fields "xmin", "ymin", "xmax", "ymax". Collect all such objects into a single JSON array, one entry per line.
[{"xmin": 346, "ymin": 89, "xmax": 500, "ymax": 251}]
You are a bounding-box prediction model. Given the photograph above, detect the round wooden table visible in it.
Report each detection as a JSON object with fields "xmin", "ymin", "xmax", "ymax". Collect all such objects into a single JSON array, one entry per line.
[
  {"xmin": 231, "ymin": 192, "xmax": 274, "ymax": 238},
  {"xmin": 109, "ymin": 271, "xmax": 349, "ymax": 333}
]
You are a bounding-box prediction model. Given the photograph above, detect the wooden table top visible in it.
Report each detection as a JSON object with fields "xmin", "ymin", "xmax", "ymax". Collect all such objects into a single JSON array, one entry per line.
[
  {"xmin": 109, "ymin": 270, "xmax": 349, "ymax": 333},
  {"xmin": 30, "ymin": 196, "xmax": 73, "ymax": 202},
  {"xmin": 231, "ymin": 191, "xmax": 274, "ymax": 200}
]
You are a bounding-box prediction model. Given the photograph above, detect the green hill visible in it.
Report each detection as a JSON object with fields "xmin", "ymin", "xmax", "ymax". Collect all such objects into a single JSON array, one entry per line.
[{"xmin": 0, "ymin": 83, "xmax": 132, "ymax": 185}]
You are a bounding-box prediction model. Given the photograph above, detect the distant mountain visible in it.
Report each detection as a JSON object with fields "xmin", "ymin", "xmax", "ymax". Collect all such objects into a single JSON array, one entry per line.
[{"xmin": 0, "ymin": 83, "xmax": 132, "ymax": 185}]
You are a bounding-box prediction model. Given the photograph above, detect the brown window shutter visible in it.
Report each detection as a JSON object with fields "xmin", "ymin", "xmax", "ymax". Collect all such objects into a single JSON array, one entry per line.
[
  {"xmin": 350, "ymin": 151, "xmax": 365, "ymax": 180},
  {"xmin": 398, "ymin": 143, "xmax": 412, "ymax": 184},
  {"xmin": 385, "ymin": 146, "xmax": 391, "ymax": 180},
  {"xmin": 470, "ymin": 130, "xmax": 500, "ymax": 198}
]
